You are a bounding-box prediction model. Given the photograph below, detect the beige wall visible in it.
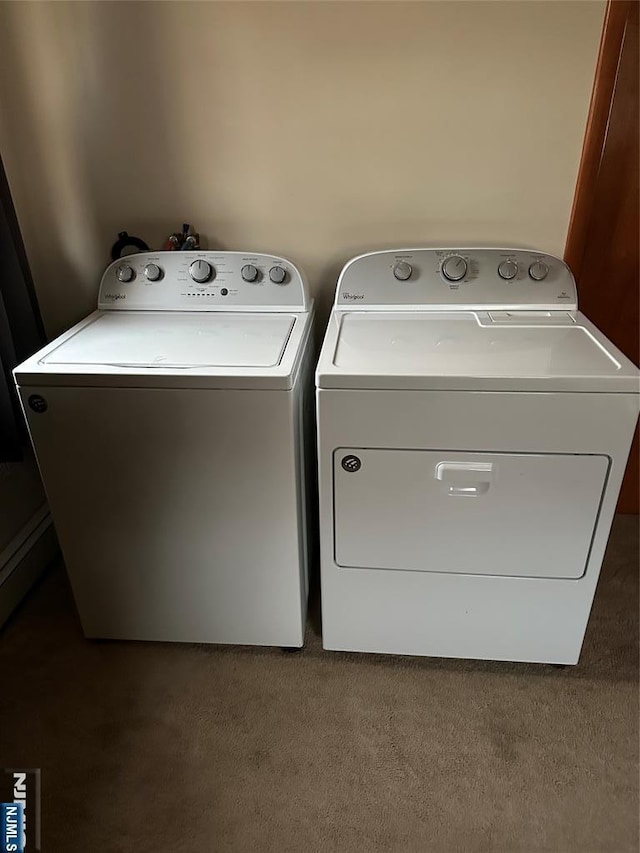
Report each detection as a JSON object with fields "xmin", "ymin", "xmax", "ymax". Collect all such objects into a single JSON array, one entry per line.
[{"xmin": 0, "ymin": 1, "xmax": 604, "ymax": 335}]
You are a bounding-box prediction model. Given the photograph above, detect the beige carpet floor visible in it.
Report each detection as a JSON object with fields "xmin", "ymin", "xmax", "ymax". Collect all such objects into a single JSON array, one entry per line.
[{"xmin": 1, "ymin": 515, "xmax": 638, "ymax": 853}]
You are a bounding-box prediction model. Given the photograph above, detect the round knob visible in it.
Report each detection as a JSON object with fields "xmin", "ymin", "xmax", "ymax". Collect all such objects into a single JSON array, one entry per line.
[
  {"xmin": 241, "ymin": 264, "xmax": 259, "ymax": 283},
  {"xmin": 498, "ymin": 259, "xmax": 518, "ymax": 281},
  {"xmin": 528, "ymin": 260, "xmax": 549, "ymax": 281},
  {"xmin": 393, "ymin": 261, "xmax": 413, "ymax": 281},
  {"xmin": 441, "ymin": 254, "xmax": 468, "ymax": 282},
  {"xmin": 269, "ymin": 266, "xmax": 287, "ymax": 284},
  {"xmin": 189, "ymin": 259, "xmax": 213, "ymax": 283},
  {"xmin": 116, "ymin": 264, "xmax": 134, "ymax": 283},
  {"xmin": 144, "ymin": 263, "xmax": 162, "ymax": 282}
]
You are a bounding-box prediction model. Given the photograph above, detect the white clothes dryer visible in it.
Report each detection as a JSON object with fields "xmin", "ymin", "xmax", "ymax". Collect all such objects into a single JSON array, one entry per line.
[
  {"xmin": 15, "ymin": 251, "xmax": 315, "ymax": 647},
  {"xmin": 316, "ymin": 248, "xmax": 639, "ymax": 664}
]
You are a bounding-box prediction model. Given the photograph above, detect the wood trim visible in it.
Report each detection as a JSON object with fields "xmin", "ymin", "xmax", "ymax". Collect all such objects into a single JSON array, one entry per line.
[{"xmin": 564, "ymin": 0, "xmax": 633, "ymax": 275}]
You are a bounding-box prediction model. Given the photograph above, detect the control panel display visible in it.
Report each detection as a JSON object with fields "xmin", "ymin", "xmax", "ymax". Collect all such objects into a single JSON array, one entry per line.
[
  {"xmin": 98, "ymin": 252, "xmax": 308, "ymax": 311},
  {"xmin": 335, "ymin": 248, "xmax": 577, "ymax": 311}
]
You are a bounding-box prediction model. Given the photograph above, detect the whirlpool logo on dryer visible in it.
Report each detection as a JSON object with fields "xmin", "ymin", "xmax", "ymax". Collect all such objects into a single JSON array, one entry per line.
[{"xmin": 342, "ymin": 292, "xmax": 365, "ymax": 301}]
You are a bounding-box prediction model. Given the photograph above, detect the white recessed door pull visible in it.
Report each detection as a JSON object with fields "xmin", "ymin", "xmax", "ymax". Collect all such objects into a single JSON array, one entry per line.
[{"xmin": 435, "ymin": 461, "xmax": 494, "ymax": 497}]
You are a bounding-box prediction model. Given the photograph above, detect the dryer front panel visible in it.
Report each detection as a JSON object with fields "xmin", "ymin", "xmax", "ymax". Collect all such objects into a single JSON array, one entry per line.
[{"xmin": 333, "ymin": 449, "xmax": 609, "ymax": 579}]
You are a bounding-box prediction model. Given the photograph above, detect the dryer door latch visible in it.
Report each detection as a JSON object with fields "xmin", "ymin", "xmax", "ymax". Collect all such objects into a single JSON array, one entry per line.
[{"xmin": 435, "ymin": 461, "xmax": 494, "ymax": 497}]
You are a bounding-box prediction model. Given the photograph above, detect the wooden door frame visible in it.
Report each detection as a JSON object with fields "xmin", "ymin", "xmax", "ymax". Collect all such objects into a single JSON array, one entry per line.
[
  {"xmin": 565, "ymin": 0, "xmax": 639, "ymax": 514},
  {"xmin": 564, "ymin": 0, "xmax": 636, "ymax": 275}
]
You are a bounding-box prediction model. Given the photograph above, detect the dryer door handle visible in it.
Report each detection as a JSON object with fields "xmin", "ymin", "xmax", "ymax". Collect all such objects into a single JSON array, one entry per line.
[{"xmin": 435, "ymin": 461, "xmax": 494, "ymax": 497}]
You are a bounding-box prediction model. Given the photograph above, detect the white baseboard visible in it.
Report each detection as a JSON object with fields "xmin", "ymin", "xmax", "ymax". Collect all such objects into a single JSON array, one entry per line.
[{"xmin": 0, "ymin": 504, "xmax": 59, "ymax": 628}]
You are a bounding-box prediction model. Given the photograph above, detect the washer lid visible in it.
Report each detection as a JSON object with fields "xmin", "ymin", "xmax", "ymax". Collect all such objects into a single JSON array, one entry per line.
[
  {"xmin": 41, "ymin": 312, "xmax": 295, "ymax": 369},
  {"xmin": 316, "ymin": 311, "xmax": 640, "ymax": 392},
  {"xmin": 14, "ymin": 308, "xmax": 314, "ymax": 390}
]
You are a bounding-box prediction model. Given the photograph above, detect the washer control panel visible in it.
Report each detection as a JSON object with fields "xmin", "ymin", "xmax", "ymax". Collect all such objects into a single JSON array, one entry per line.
[
  {"xmin": 335, "ymin": 248, "xmax": 577, "ymax": 311},
  {"xmin": 98, "ymin": 251, "xmax": 308, "ymax": 311}
]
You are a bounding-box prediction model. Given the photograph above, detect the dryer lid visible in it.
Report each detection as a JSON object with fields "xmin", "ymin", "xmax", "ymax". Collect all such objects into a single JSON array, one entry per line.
[
  {"xmin": 40, "ymin": 312, "xmax": 296, "ymax": 369},
  {"xmin": 317, "ymin": 311, "xmax": 640, "ymax": 392}
]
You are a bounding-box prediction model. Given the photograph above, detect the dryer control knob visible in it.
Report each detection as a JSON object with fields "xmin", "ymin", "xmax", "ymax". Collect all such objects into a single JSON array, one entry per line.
[
  {"xmin": 241, "ymin": 264, "xmax": 259, "ymax": 283},
  {"xmin": 441, "ymin": 254, "xmax": 468, "ymax": 282},
  {"xmin": 498, "ymin": 259, "xmax": 518, "ymax": 281},
  {"xmin": 528, "ymin": 260, "xmax": 549, "ymax": 281},
  {"xmin": 189, "ymin": 259, "xmax": 213, "ymax": 283},
  {"xmin": 144, "ymin": 263, "xmax": 162, "ymax": 282},
  {"xmin": 393, "ymin": 261, "xmax": 413, "ymax": 281},
  {"xmin": 269, "ymin": 266, "xmax": 287, "ymax": 284},
  {"xmin": 116, "ymin": 264, "xmax": 134, "ymax": 283}
]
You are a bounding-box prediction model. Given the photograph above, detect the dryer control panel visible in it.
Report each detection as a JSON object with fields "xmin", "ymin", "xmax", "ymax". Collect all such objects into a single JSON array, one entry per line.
[
  {"xmin": 334, "ymin": 248, "xmax": 577, "ymax": 312},
  {"xmin": 98, "ymin": 252, "xmax": 309, "ymax": 311}
]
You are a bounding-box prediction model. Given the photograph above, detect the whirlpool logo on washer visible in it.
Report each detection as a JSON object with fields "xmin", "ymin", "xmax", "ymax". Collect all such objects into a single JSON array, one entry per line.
[
  {"xmin": 341, "ymin": 292, "xmax": 365, "ymax": 301},
  {"xmin": 103, "ymin": 293, "xmax": 126, "ymax": 301}
]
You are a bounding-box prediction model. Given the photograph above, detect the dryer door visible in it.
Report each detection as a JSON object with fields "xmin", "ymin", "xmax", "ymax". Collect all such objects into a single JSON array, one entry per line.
[{"xmin": 333, "ymin": 449, "xmax": 609, "ymax": 579}]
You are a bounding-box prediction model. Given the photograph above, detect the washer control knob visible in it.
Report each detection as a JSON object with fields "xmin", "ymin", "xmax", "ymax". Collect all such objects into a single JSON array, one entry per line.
[
  {"xmin": 393, "ymin": 261, "xmax": 413, "ymax": 281},
  {"xmin": 116, "ymin": 264, "xmax": 134, "ymax": 283},
  {"xmin": 528, "ymin": 260, "xmax": 549, "ymax": 281},
  {"xmin": 441, "ymin": 254, "xmax": 468, "ymax": 282},
  {"xmin": 189, "ymin": 259, "xmax": 213, "ymax": 283},
  {"xmin": 269, "ymin": 266, "xmax": 287, "ymax": 284},
  {"xmin": 498, "ymin": 259, "xmax": 518, "ymax": 281},
  {"xmin": 241, "ymin": 264, "xmax": 259, "ymax": 283},
  {"xmin": 144, "ymin": 263, "xmax": 162, "ymax": 282}
]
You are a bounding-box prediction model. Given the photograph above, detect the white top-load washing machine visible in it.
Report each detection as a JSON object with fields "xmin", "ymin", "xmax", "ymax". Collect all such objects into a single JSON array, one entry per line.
[
  {"xmin": 15, "ymin": 251, "xmax": 315, "ymax": 647},
  {"xmin": 316, "ymin": 248, "xmax": 639, "ymax": 664}
]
